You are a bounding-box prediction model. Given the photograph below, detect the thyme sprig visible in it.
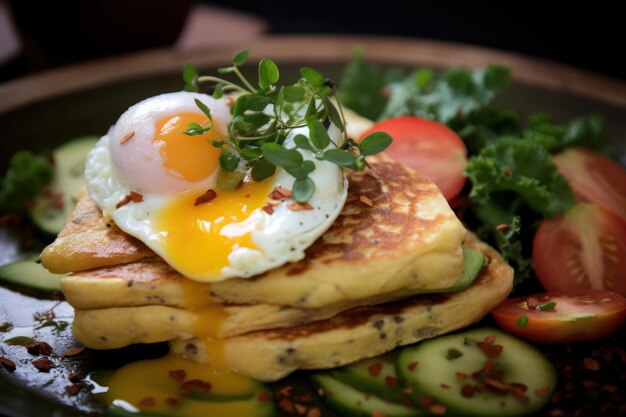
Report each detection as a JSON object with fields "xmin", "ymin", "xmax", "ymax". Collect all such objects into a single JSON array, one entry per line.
[{"xmin": 182, "ymin": 49, "xmax": 392, "ymax": 203}]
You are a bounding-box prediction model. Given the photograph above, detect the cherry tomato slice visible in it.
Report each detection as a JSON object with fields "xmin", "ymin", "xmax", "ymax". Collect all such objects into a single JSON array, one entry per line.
[
  {"xmin": 359, "ymin": 116, "xmax": 467, "ymax": 202},
  {"xmin": 533, "ymin": 203, "xmax": 626, "ymax": 297},
  {"xmin": 491, "ymin": 289, "xmax": 626, "ymax": 343},
  {"xmin": 553, "ymin": 147, "xmax": 626, "ymax": 222}
]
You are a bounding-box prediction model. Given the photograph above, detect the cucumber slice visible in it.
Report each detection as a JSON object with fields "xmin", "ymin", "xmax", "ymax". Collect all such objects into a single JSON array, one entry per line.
[
  {"xmin": 330, "ymin": 353, "xmax": 406, "ymax": 402},
  {"xmin": 0, "ymin": 255, "xmax": 65, "ymax": 292},
  {"xmin": 312, "ymin": 373, "xmax": 424, "ymax": 417},
  {"xmin": 397, "ymin": 327, "xmax": 557, "ymax": 417},
  {"xmin": 29, "ymin": 136, "xmax": 98, "ymax": 235},
  {"xmin": 445, "ymin": 246, "xmax": 486, "ymax": 293}
]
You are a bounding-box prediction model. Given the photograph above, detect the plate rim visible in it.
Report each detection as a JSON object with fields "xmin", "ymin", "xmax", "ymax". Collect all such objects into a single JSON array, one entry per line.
[{"xmin": 1, "ymin": 34, "xmax": 625, "ymax": 114}]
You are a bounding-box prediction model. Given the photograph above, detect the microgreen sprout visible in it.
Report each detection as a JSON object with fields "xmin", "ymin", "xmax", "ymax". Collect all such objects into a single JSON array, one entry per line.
[{"xmin": 182, "ymin": 49, "xmax": 392, "ymax": 203}]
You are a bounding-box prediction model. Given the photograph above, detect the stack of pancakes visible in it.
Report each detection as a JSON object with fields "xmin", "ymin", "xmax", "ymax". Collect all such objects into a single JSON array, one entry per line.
[{"xmin": 41, "ymin": 154, "xmax": 513, "ymax": 381}]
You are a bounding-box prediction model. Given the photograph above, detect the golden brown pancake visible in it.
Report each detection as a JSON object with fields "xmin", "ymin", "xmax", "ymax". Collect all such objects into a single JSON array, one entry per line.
[
  {"xmin": 56, "ymin": 154, "xmax": 467, "ymax": 309},
  {"xmin": 168, "ymin": 236, "xmax": 513, "ymax": 381}
]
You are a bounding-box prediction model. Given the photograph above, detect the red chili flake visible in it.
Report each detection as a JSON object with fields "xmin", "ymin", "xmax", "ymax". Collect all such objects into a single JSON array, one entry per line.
[
  {"xmin": 42, "ymin": 189, "xmax": 64, "ymax": 209},
  {"xmin": 262, "ymin": 203, "xmax": 276, "ymax": 215},
  {"xmin": 407, "ymin": 361, "xmax": 418, "ymax": 371},
  {"xmin": 526, "ymin": 297, "xmax": 541, "ymax": 309},
  {"xmin": 165, "ymin": 398, "xmax": 180, "ymax": 406},
  {"xmin": 63, "ymin": 346, "xmax": 85, "ymax": 357},
  {"xmin": 461, "ymin": 384, "xmax": 475, "ymax": 398},
  {"xmin": 269, "ymin": 187, "xmax": 292, "ymax": 200},
  {"xmin": 181, "ymin": 379, "xmax": 211, "ymax": 396},
  {"xmin": 367, "ymin": 362, "xmax": 383, "ymax": 377},
  {"xmin": 288, "ymin": 202, "xmax": 314, "ymax": 211},
  {"xmin": 372, "ymin": 412, "xmax": 387, "ymax": 417},
  {"xmin": 583, "ymin": 357, "xmax": 600, "ymax": 371},
  {"xmin": 278, "ymin": 398, "xmax": 295, "ymax": 414},
  {"xmin": 511, "ymin": 387, "xmax": 530, "ymax": 405},
  {"xmin": 385, "ymin": 376, "xmax": 399, "ymax": 388},
  {"xmin": 0, "ymin": 356, "xmax": 16, "ymax": 371},
  {"xmin": 504, "ymin": 167, "xmax": 513, "ymax": 176},
  {"xmin": 548, "ymin": 409, "xmax": 564, "ymax": 417},
  {"xmin": 31, "ymin": 358, "xmax": 53, "ymax": 372},
  {"xmin": 483, "ymin": 335, "xmax": 497, "ymax": 344},
  {"xmin": 495, "ymin": 224, "xmax": 511, "ymax": 231},
  {"xmin": 68, "ymin": 374, "xmax": 82, "ymax": 383},
  {"xmin": 26, "ymin": 341, "xmax": 53, "ymax": 356},
  {"xmin": 440, "ymin": 384, "xmax": 451, "ymax": 389},
  {"xmin": 307, "ymin": 408, "xmax": 321, "ymax": 417},
  {"xmin": 294, "ymin": 403, "xmax": 308, "ymax": 415},
  {"xmin": 359, "ymin": 195, "xmax": 373, "ymax": 207},
  {"xmin": 510, "ymin": 383, "xmax": 528, "ymax": 393},
  {"xmin": 275, "ymin": 386, "xmax": 293, "ymax": 399},
  {"xmin": 116, "ymin": 191, "xmax": 144, "ymax": 208},
  {"xmin": 535, "ymin": 386, "xmax": 551, "ymax": 397},
  {"xmin": 65, "ymin": 382, "xmax": 85, "ymax": 396},
  {"xmin": 402, "ymin": 388, "xmax": 414, "ymax": 394},
  {"xmin": 295, "ymin": 394, "xmax": 314, "ymax": 403},
  {"xmin": 456, "ymin": 371, "xmax": 469, "ymax": 380},
  {"xmin": 120, "ymin": 131, "xmax": 135, "ymax": 144},
  {"xmin": 194, "ymin": 189, "xmax": 217, "ymax": 206},
  {"xmin": 477, "ymin": 341, "xmax": 503, "ymax": 358},
  {"xmin": 429, "ymin": 404, "xmax": 448, "ymax": 415},
  {"xmin": 257, "ymin": 390, "xmax": 271, "ymax": 403},
  {"xmin": 139, "ymin": 397, "xmax": 156, "ymax": 407},
  {"xmin": 419, "ymin": 395, "xmax": 434, "ymax": 407},
  {"xmin": 485, "ymin": 378, "xmax": 510, "ymax": 393},
  {"xmin": 168, "ymin": 369, "xmax": 186, "ymax": 383}
]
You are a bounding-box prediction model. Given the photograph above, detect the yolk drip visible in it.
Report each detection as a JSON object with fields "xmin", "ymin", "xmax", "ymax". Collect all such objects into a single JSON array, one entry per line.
[
  {"xmin": 155, "ymin": 113, "xmax": 221, "ymax": 182},
  {"xmin": 152, "ymin": 178, "xmax": 273, "ymax": 280},
  {"xmin": 103, "ymin": 354, "xmax": 270, "ymax": 417}
]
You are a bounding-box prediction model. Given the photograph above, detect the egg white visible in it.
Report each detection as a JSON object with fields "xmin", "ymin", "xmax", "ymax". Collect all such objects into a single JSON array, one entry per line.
[{"xmin": 85, "ymin": 92, "xmax": 347, "ymax": 282}]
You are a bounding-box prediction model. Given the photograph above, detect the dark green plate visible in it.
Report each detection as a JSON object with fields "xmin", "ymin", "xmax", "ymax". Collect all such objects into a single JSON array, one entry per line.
[{"xmin": 1, "ymin": 36, "xmax": 625, "ymax": 417}]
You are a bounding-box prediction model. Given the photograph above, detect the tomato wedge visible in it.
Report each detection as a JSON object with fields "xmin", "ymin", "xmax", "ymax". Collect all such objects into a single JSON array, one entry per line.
[
  {"xmin": 533, "ymin": 203, "xmax": 626, "ymax": 296},
  {"xmin": 491, "ymin": 290, "xmax": 626, "ymax": 343},
  {"xmin": 553, "ymin": 147, "xmax": 626, "ymax": 222},
  {"xmin": 359, "ymin": 116, "xmax": 467, "ymax": 202}
]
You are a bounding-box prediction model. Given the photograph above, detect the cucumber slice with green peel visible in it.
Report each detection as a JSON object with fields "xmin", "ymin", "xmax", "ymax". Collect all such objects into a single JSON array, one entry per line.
[
  {"xmin": 445, "ymin": 246, "xmax": 486, "ymax": 293},
  {"xmin": 29, "ymin": 136, "xmax": 99, "ymax": 235},
  {"xmin": 0, "ymin": 255, "xmax": 65, "ymax": 292},
  {"xmin": 312, "ymin": 373, "xmax": 424, "ymax": 417},
  {"xmin": 330, "ymin": 353, "xmax": 407, "ymax": 402},
  {"xmin": 397, "ymin": 327, "xmax": 557, "ymax": 417}
]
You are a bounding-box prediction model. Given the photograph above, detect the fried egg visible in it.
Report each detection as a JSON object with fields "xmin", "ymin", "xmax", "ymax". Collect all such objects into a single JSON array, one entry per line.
[{"xmin": 85, "ymin": 92, "xmax": 347, "ymax": 282}]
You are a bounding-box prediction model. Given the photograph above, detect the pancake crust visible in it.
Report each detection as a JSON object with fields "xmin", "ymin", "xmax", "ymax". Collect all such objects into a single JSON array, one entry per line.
[
  {"xmin": 169, "ymin": 236, "xmax": 513, "ymax": 381},
  {"xmin": 57, "ymin": 155, "xmax": 467, "ymax": 309}
]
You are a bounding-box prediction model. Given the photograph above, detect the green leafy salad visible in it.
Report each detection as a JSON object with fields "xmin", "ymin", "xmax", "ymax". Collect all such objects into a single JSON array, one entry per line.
[{"xmin": 339, "ymin": 48, "xmax": 610, "ymax": 289}]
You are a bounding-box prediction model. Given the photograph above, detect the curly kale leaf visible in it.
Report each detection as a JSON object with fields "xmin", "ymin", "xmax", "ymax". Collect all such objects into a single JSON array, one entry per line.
[
  {"xmin": 466, "ymin": 137, "xmax": 575, "ymax": 218},
  {"xmin": 380, "ymin": 65, "xmax": 511, "ymax": 123},
  {"xmin": 0, "ymin": 151, "xmax": 53, "ymax": 214}
]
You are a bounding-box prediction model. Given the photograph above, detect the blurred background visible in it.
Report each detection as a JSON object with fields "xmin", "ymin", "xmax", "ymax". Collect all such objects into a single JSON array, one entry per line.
[{"xmin": 0, "ymin": 0, "xmax": 623, "ymax": 82}]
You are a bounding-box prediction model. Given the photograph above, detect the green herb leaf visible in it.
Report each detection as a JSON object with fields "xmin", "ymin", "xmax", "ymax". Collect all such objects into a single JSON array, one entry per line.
[
  {"xmin": 359, "ymin": 132, "xmax": 393, "ymax": 156},
  {"xmin": 212, "ymin": 83, "xmax": 224, "ymax": 99},
  {"xmin": 517, "ymin": 315, "xmax": 529, "ymax": 328},
  {"xmin": 292, "ymin": 177, "xmax": 316, "ymax": 203},
  {"xmin": 300, "ymin": 67, "xmax": 325, "ymax": 87},
  {"xmin": 294, "ymin": 134, "xmax": 317, "ymax": 152},
  {"xmin": 233, "ymin": 49, "xmax": 249, "ymax": 66},
  {"xmin": 537, "ymin": 302, "xmax": 557, "ymax": 311},
  {"xmin": 322, "ymin": 97, "xmax": 345, "ymax": 131},
  {"xmin": 251, "ymin": 157, "xmax": 276, "ymax": 182},
  {"xmin": 194, "ymin": 99, "xmax": 212, "ymax": 119},
  {"xmin": 283, "ymin": 85, "xmax": 306, "ymax": 102},
  {"xmin": 246, "ymin": 95, "xmax": 271, "ymax": 111},
  {"xmin": 320, "ymin": 149, "xmax": 355, "ymax": 167},
  {"xmin": 0, "ymin": 151, "xmax": 53, "ymax": 214},
  {"xmin": 183, "ymin": 62, "xmax": 198, "ymax": 83},
  {"xmin": 285, "ymin": 160, "xmax": 315, "ymax": 180},
  {"xmin": 307, "ymin": 118, "xmax": 331, "ymax": 150},
  {"xmin": 261, "ymin": 143, "xmax": 303, "ymax": 169},
  {"xmin": 219, "ymin": 150, "xmax": 240, "ymax": 172},
  {"xmin": 258, "ymin": 58, "xmax": 279, "ymax": 89}
]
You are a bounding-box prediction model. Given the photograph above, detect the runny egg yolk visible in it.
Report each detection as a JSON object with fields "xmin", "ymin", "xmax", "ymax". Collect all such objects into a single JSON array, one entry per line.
[
  {"xmin": 152, "ymin": 178, "xmax": 274, "ymax": 280},
  {"xmin": 155, "ymin": 113, "xmax": 221, "ymax": 182}
]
